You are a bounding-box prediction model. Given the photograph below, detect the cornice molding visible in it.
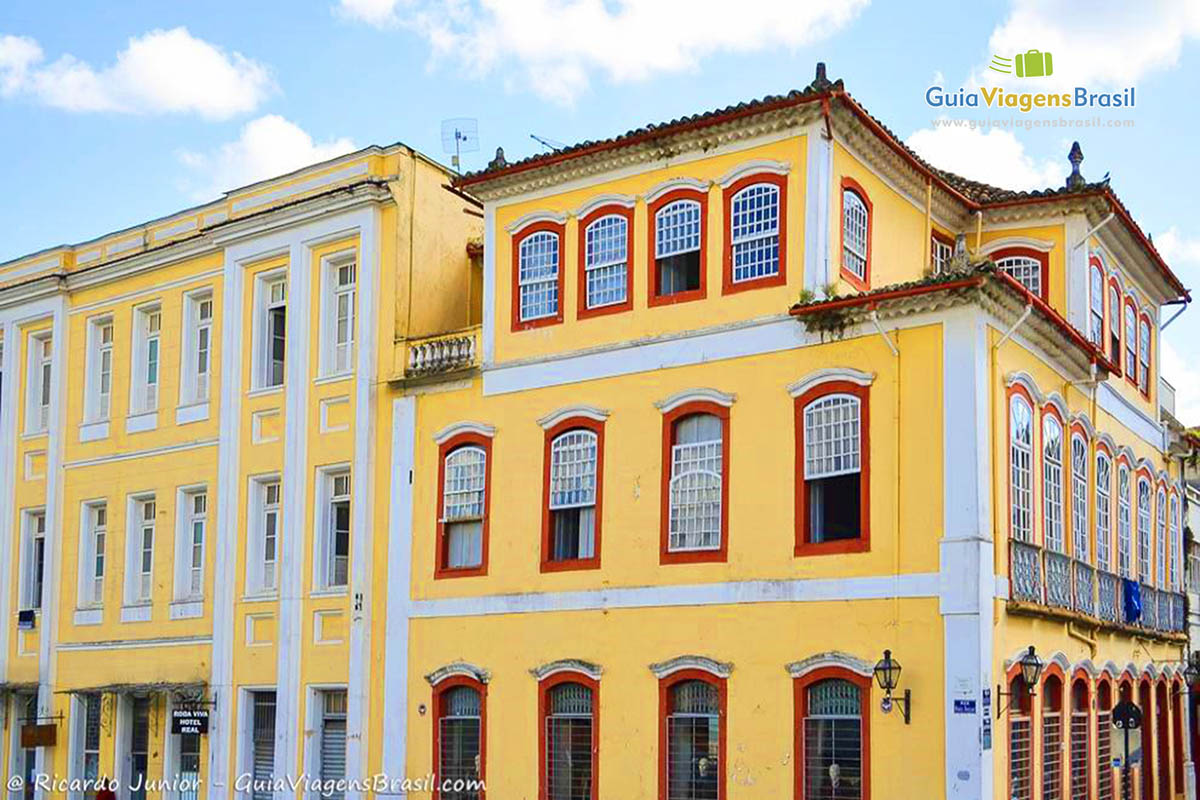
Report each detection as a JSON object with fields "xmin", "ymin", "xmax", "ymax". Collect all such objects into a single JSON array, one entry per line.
[
  {"xmin": 717, "ymin": 159, "xmax": 790, "ymax": 188},
  {"xmin": 433, "ymin": 420, "xmax": 496, "ymax": 444},
  {"xmin": 787, "ymin": 368, "xmax": 875, "ymax": 398},
  {"xmin": 424, "ymin": 661, "xmax": 490, "ymax": 686},
  {"xmin": 786, "ymin": 651, "xmax": 873, "ymax": 679},
  {"xmin": 643, "ymin": 177, "xmax": 711, "ymax": 204},
  {"xmin": 649, "ymin": 655, "xmax": 733, "ymax": 680},
  {"xmin": 654, "ymin": 387, "xmax": 736, "ymax": 414},
  {"xmin": 537, "ymin": 404, "xmax": 610, "ymax": 430},
  {"xmin": 530, "ymin": 659, "xmax": 603, "ymax": 681}
]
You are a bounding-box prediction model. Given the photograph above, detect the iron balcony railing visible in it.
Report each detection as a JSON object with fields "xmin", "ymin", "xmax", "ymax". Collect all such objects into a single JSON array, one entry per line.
[
  {"xmin": 1072, "ymin": 561, "xmax": 1094, "ymax": 617},
  {"xmin": 1011, "ymin": 541, "xmax": 1043, "ymax": 604},
  {"xmin": 1045, "ymin": 551, "xmax": 1072, "ymax": 610},
  {"xmin": 1098, "ymin": 571, "xmax": 1120, "ymax": 623},
  {"xmin": 1141, "ymin": 584, "xmax": 1157, "ymax": 630}
]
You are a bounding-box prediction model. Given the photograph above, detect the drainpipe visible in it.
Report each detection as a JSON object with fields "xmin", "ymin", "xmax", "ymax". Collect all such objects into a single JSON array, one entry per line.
[
  {"xmin": 1162, "ymin": 298, "xmax": 1190, "ymax": 331},
  {"xmin": 923, "ymin": 179, "xmax": 933, "ymax": 273},
  {"xmin": 974, "ymin": 210, "xmax": 983, "ymax": 255}
]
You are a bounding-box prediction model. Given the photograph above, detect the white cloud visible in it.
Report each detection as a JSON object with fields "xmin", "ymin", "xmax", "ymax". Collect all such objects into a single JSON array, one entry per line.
[
  {"xmin": 976, "ymin": 0, "xmax": 1200, "ymax": 90},
  {"xmin": 178, "ymin": 115, "xmax": 356, "ymax": 201},
  {"xmin": 1156, "ymin": 226, "xmax": 1200, "ymax": 267},
  {"xmin": 337, "ymin": 0, "xmax": 869, "ymax": 103},
  {"xmin": 1162, "ymin": 340, "xmax": 1200, "ymax": 426},
  {"xmin": 0, "ymin": 27, "xmax": 272, "ymax": 118},
  {"xmin": 905, "ymin": 119, "xmax": 1064, "ymax": 190}
]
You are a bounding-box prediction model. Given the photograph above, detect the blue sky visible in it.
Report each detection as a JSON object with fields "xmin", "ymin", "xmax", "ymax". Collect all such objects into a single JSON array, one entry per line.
[{"xmin": 2, "ymin": 0, "xmax": 1199, "ymax": 418}]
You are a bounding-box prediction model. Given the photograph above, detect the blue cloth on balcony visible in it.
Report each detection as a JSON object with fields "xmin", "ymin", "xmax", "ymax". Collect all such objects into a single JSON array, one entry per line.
[{"xmin": 1123, "ymin": 579, "xmax": 1141, "ymax": 623}]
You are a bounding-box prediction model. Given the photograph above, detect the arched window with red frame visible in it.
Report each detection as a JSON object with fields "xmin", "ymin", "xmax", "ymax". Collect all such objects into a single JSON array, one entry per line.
[
  {"xmin": 433, "ymin": 676, "xmax": 487, "ymax": 800},
  {"xmin": 1137, "ymin": 472, "xmax": 1152, "ymax": 583},
  {"xmin": 660, "ymin": 400, "xmax": 730, "ymax": 564},
  {"xmin": 1009, "ymin": 388, "xmax": 1035, "ymax": 544},
  {"xmin": 1042, "ymin": 407, "xmax": 1065, "ymax": 554},
  {"xmin": 794, "ymin": 666, "xmax": 870, "ymax": 800},
  {"xmin": 839, "ymin": 178, "xmax": 871, "ymax": 291},
  {"xmin": 578, "ymin": 204, "xmax": 633, "ymax": 318},
  {"xmin": 1095, "ymin": 445, "xmax": 1113, "ymax": 575},
  {"xmin": 512, "ymin": 221, "xmax": 565, "ymax": 331},
  {"xmin": 1108, "ymin": 278, "xmax": 1123, "ymax": 369},
  {"xmin": 1069, "ymin": 675, "xmax": 1089, "ymax": 800},
  {"xmin": 659, "ymin": 670, "xmax": 725, "ymax": 800},
  {"xmin": 722, "ymin": 173, "xmax": 786, "ymax": 293},
  {"xmin": 1117, "ymin": 460, "xmax": 1133, "ymax": 579},
  {"xmin": 1140, "ymin": 678, "xmax": 1154, "ymax": 800},
  {"xmin": 436, "ymin": 431, "xmax": 493, "ymax": 579},
  {"xmin": 1138, "ymin": 313, "xmax": 1152, "ymax": 397},
  {"xmin": 993, "ymin": 247, "xmax": 1049, "ymax": 302},
  {"xmin": 539, "ymin": 671, "xmax": 599, "ymax": 800},
  {"xmin": 1008, "ymin": 672, "xmax": 1034, "ymax": 800},
  {"xmin": 649, "ymin": 189, "xmax": 707, "ymax": 306},
  {"xmin": 1042, "ymin": 671, "xmax": 1065, "ymax": 800},
  {"xmin": 794, "ymin": 380, "xmax": 870, "ymax": 556},
  {"xmin": 1089, "ymin": 256, "xmax": 1105, "ymax": 347},
  {"xmin": 1096, "ymin": 678, "xmax": 1114, "ymax": 800},
  {"xmin": 1124, "ymin": 297, "xmax": 1138, "ymax": 384},
  {"xmin": 1069, "ymin": 429, "xmax": 1089, "ymax": 566},
  {"xmin": 541, "ymin": 415, "xmax": 605, "ymax": 572}
]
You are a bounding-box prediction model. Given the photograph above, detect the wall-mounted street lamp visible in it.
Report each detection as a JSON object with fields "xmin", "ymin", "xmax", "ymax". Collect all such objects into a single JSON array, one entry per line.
[
  {"xmin": 1174, "ymin": 651, "xmax": 1200, "ymax": 696},
  {"xmin": 874, "ymin": 649, "xmax": 911, "ymax": 724},
  {"xmin": 995, "ymin": 645, "xmax": 1043, "ymax": 719}
]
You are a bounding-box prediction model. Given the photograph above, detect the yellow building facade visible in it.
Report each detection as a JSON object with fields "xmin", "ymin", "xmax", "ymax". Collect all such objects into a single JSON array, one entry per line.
[{"xmin": 0, "ymin": 63, "xmax": 1194, "ymax": 800}]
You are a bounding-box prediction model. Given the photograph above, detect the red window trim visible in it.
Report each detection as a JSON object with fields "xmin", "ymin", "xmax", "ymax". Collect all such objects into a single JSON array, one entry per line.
[
  {"xmin": 511, "ymin": 220, "xmax": 566, "ymax": 332},
  {"xmin": 648, "ymin": 188, "xmax": 708, "ymax": 307},
  {"xmin": 1137, "ymin": 312, "xmax": 1152, "ymax": 399},
  {"xmin": 1088, "ymin": 254, "xmax": 1106, "ymax": 346},
  {"xmin": 577, "ymin": 205, "xmax": 634, "ymax": 320},
  {"xmin": 1006, "ymin": 382, "xmax": 1037, "ymax": 545},
  {"xmin": 721, "ymin": 173, "xmax": 787, "ymax": 295},
  {"xmin": 659, "ymin": 400, "xmax": 730, "ymax": 565},
  {"xmin": 1107, "ymin": 276, "xmax": 1123, "ymax": 377},
  {"xmin": 1123, "ymin": 296, "xmax": 1138, "ymax": 388},
  {"xmin": 1172, "ymin": 677, "xmax": 1185, "ymax": 793},
  {"xmin": 793, "ymin": 666, "xmax": 871, "ymax": 800},
  {"xmin": 434, "ymin": 432, "xmax": 492, "ymax": 579},
  {"xmin": 992, "ymin": 246, "xmax": 1050, "ymax": 304},
  {"xmin": 432, "ymin": 675, "xmax": 488, "ymax": 800},
  {"xmin": 793, "ymin": 380, "xmax": 871, "ymax": 557},
  {"xmin": 1041, "ymin": 666, "xmax": 1067, "ymax": 800},
  {"xmin": 1067, "ymin": 423, "xmax": 1090, "ymax": 561},
  {"xmin": 1069, "ymin": 669, "xmax": 1092, "ymax": 800},
  {"xmin": 658, "ymin": 670, "xmax": 726, "ymax": 800},
  {"xmin": 839, "ymin": 177, "xmax": 872, "ymax": 291},
  {"xmin": 1005, "ymin": 662, "xmax": 1035, "ymax": 800},
  {"xmin": 538, "ymin": 671, "xmax": 600, "ymax": 800},
  {"xmin": 1040, "ymin": 403, "xmax": 1066, "ymax": 551},
  {"xmin": 541, "ymin": 416, "xmax": 605, "ymax": 573}
]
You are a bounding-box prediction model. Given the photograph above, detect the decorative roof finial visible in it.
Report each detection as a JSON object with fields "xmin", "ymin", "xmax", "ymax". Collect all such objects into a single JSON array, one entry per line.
[
  {"xmin": 1066, "ymin": 141, "xmax": 1085, "ymax": 189},
  {"xmin": 808, "ymin": 62, "xmax": 833, "ymax": 93},
  {"xmin": 488, "ymin": 147, "xmax": 508, "ymax": 170}
]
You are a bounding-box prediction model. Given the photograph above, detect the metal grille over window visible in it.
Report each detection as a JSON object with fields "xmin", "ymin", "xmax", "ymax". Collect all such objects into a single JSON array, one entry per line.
[
  {"xmin": 1118, "ymin": 467, "xmax": 1132, "ymax": 577},
  {"xmin": 1009, "ymin": 693, "xmax": 1032, "ymax": 800},
  {"xmin": 1070, "ymin": 684, "xmax": 1089, "ymax": 800},
  {"xmin": 842, "ymin": 190, "xmax": 868, "ymax": 281},
  {"xmin": 519, "ymin": 231, "xmax": 560, "ymax": 322},
  {"xmin": 1096, "ymin": 698, "xmax": 1113, "ymax": 800},
  {"xmin": 668, "ymin": 414, "xmax": 723, "ymax": 552},
  {"xmin": 83, "ymin": 694, "xmax": 102, "ymax": 789},
  {"xmin": 546, "ymin": 683, "xmax": 594, "ymax": 800},
  {"xmin": 1041, "ymin": 690, "xmax": 1062, "ymax": 800},
  {"xmin": 1010, "ymin": 396, "xmax": 1034, "ymax": 542},
  {"xmin": 321, "ymin": 690, "xmax": 348, "ymax": 800},
  {"xmin": 667, "ymin": 680, "xmax": 720, "ymax": 800},
  {"xmin": 1043, "ymin": 416, "xmax": 1064, "ymax": 552},
  {"xmin": 439, "ymin": 687, "xmax": 482, "ymax": 800},
  {"xmin": 584, "ymin": 215, "xmax": 628, "ymax": 309},
  {"xmin": 1096, "ymin": 454, "xmax": 1112, "ymax": 572},
  {"xmin": 444, "ymin": 446, "xmax": 486, "ymax": 569},
  {"xmin": 730, "ymin": 183, "xmax": 779, "ymax": 283},
  {"xmin": 251, "ymin": 691, "xmax": 276, "ymax": 800},
  {"xmin": 549, "ymin": 430, "xmax": 598, "ymax": 562},
  {"xmin": 996, "ymin": 255, "xmax": 1042, "ymax": 296},
  {"xmin": 804, "ymin": 679, "xmax": 863, "ymax": 800}
]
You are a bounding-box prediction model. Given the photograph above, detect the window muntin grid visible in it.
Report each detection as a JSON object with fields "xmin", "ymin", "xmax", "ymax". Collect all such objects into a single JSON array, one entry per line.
[
  {"xmin": 842, "ymin": 190, "xmax": 868, "ymax": 281},
  {"xmin": 655, "ymin": 200, "xmax": 702, "ymax": 259},
  {"xmin": 1042, "ymin": 705, "xmax": 1063, "ymax": 800},
  {"xmin": 549, "ymin": 430, "xmax": 597, "ymax": 510},
  {"xmin": 439, "ymin": 687, "xmax": 482, "ymax": 800},
  {"xmin": 262, "ymin": 480, "xmax": 280, "ymax": 592},
  {"xmin": 1118, "ymin": 466, "xmax": 1132, "ymax": 577},
  {"xmin": 1124, "ymin": 303, "xmax": 1136, "ymax": 377},
  {"xmin": 1010, "ymin": 396, "xmax": 1034, "ymax": 543},
  {"xmin": 518, "ymin": 231, "xmax": 560, "ymax": 322},
  {"xmin": 136, "ymin": 499, "xmax": 155, "ymax": 602},
  {"xmin": 545, "ymin": 682, "xmax": 594, "ymax": 800},
  {"xmin": 188, "ymin": 492, "xmax": 206, "ymax": 598},
  {"xmin": 1042, "ymin": 415, "xmax": 1064, "ymax": 553},
  {"xmin": 1170, "ymin": 496, "xmax": 1181, "ymax": 590},
  {"xmin": 333, "ymin": 261, "xmax": 357, "ymax": 373},
  {"xmin": 730, "ymin": 183, "xmax": 780, "ymax": 283},
  {"xmin": 90, "ymin": 505, "xmax": 106, "ymax": 604},
  {"xmin": 932, "ymin": 236, "xmax": 952, "ymax": 273},
  {"xmin": 1156, "ymin": 488, "xmax": 1167, "ymax": 589},
  {"xmin": 1137, "ymin": 477, "xmax": 1151, "ymax": 581},
  {"xmin": 444, "ymin": 446, "xmax": 487, "ymax": 522},
  {"xmin": 584, "ymin": 215, "xmax": 628, "ymax": 309},
  {"xmin": 97, "ymin": 321, "xmax": 113, "ymax": 419},
  {"xmin": 1138, "ymin": 318, "xmax": 1150, "ymax": 392},
  {"xmin": 1070, "ymin": 435, "xmax": 1088, "ymax": 561},
  {"xmin": 1095, "ymin": 454, "xmax": 1112, "ymax": 571},
  {"xmin": 668, "ymin": 413, "xmax": 723, "ymax": 552},
  {"xmin": 1010, "ymin": 709, "xmax": 1032, "ymax": 800},
  {"xmin": 804, "ymin": 679, "xmax": 863, "ymax": 800},
  {"xmin": 666, "ymin": 680, "xmax": 720, "ymax": 800},
  {"xmin": 1089, "ymin": 266, "xmax": 1105, "ymax": 346},
  {"xmin": 996, "ymin": 256, "xmax": 1042, "ymax": 297},
  {"xmin": 1109, "ymin": 285, "xmax": 1121, "ymax": 362},
  {"xmin": 803, "ymin": 395, "xmax": 861, "ymax": 480}
]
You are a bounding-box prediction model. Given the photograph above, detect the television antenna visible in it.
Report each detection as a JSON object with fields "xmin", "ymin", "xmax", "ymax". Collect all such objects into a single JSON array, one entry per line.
[
  {"xmin": 530, "ymin": 134, "xmax": 566, "ymax": 152},
  {"xmin": 441, "ymin": 118, "xmax": 479, "ymax": 170}
]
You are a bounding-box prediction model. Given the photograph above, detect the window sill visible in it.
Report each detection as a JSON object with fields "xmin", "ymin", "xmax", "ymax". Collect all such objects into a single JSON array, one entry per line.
[
  {"xmin": 310, "ymin": 587, "xmax": 349, "ymax": 598},
  {"xmin": 73, "ymin": 607, "xmax": 103, "ymax": 626},
  {"xmin": 661, "ymin": 548, "xmax": 726, "ymax": 565},
  {"xmin": 241, "ymin": 592, "xmax": 279, "ymax": 602},
  {"xmin": 125, "ymin": 410, "xmax": 158, "ymax": 434},
  {"xmin": 120, "ymin": 604, "xmax": 153, "ymax": 623},
  {"xmin": 247, "ymin": 385, "xmax": 284, "ymax": 398},
  {"xmin": 540, "ymin": 557, "xmax": 601, "ymax": 573},
  {"xmin": 647, "ymin": 288, "xmax": 706, "ymax": 308},
  {"xmin": 21, "ymin": 430, "xmax": 48, "ymax": 441},
  {"xmin": 169, "ymin": 599, "xmax": 205, "ymax": 620},
  {"xmin": 434, "ymin": 565, "xmax": 488, "ymax": 579},
  {"xmin": 79, "ymin": 420, "xmax": 110, "ymax": 442},
  {"xmin": 314, "ymin": 372, "xmax": 352, "ymax": 386},
  {"xmin": 175, "ymin": 402, "xmax": 210, "ymax": 426},
  {"xmin": 794, "ymin": 537, "xmax": 870, "ymax": 557}
]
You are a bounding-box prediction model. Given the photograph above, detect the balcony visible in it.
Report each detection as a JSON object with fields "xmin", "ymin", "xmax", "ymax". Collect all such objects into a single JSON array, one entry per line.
[
  {"xmin": 1007, "ymin": 539, "xmax": 1184, "ymax": 638},
  {"xmin": 398, "ymin": 326, "xmax": 480, "ymax": 382}
]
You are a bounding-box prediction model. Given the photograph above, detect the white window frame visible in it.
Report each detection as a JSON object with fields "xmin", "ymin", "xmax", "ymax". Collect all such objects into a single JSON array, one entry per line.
[
  {"xmin": 84, "ymin": 317, "xmax": 114, "ymax": 422},
  {"xmin": 583, "ymin": 215, "xmax": 629, "ymax": 309},
  {"xmin": 1070, "ymin": 434, "xmax": 1088, "ymax": 562},
  {"xmin": 841, "ymin": 189, "xmax": 868, "ymax": 281},
  {"xmin": 1155, "ymin": 488, "xmax": 1166, "ymax": 589},
  {"xmin": 1042, "ymin": 415, "xmax": 1065, "ymax": 553},
  {"xmin": 252, "ymin": 271, "xmax": 288, "ymax": 390},
  {"xmin": 314, "ymin": 467, "xmax": 351, "ymax": 591},
  {"xmin": 26, "ymin": 331, "xmax": 53, "ymax": 434},
  {"xmin": 129, "ymin": 304, "xmax": 162, "ymax": 414},
  {"xmin": 1170, "ymin": 495, "xmax": 1181, "ymax": 590},
  {"xmin": 180, "ymin": 289, "xmax": 214, "ymax": 406},
  {"xmin": 320, "ymin": 255, "xmax": 356, "ymax": 377},
  {"xmin": 441, "ymin": 446, "xmax": 486, "ymax": 570},
  {"xmin": 1117, "ymin": 465, "xmax": 1132, "ymax": 578},
  {"xmin": 517, "ymin": 231, "xmax": 560, "ymax": 322},
  {"xmin": 931, "ymin": 235, "xmax": 953, "ymax": 274},
  {"xmin": 1009, "ymin": 396, "xmax": 1034, "ymax": 543},
  {"xmin": 77, "ymin": 501, "xmax": 108, "ymax": 608},
  {"xmin": 729, "ymin": 182, "xmax": 780, "ymax": 283},
  {"xmin": 667, "ymin": 413, "xmax": 724, "ymax": 553},
  {"xmin": 20, "ymin": 509, "xmax": 47, "ymax": 611},
  {"xmin": 1138, "ymin": 317, "xmax": 1151, "ymax": 393},
  {"xmin": 1095, "ymin": 453, "xmax": 1112, "ymax": 572},
  {"xmin": 996, "ymin": 255, "xmax": 1043, "ymax": 297},
  {"xmin": 1089, "ymin": 264, "xmax": 1105, "ymax": 346},
  {"xmin": 1136, "ymin": 477, "xmax": 1151, "ymax": 582},
  {"xmin": 247, "ymin": 476, "xmax": 281, "ymax": 595},
  {"xmin": 125, "ymin": 494, "xmax": 156, "ymax": 605},
  {"xmin": 174, "ymin": 486, "xmax": 208, "ymax": 601},
  {"xmin": 1124, "ymin": 302, "xmax": 1137, "ymax": 378}
]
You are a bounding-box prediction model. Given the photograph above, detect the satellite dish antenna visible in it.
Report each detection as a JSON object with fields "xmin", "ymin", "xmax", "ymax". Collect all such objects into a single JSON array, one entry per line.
[{"xmin": 441, "ymin": 118, "xmax": 479, "ymax": 170}]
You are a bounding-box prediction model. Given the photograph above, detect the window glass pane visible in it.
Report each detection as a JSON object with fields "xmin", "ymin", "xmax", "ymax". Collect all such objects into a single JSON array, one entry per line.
[
  {"xmin": 730, "ymin": 183, "xmax": 780, "ymax": 283},
  {"xmin": 842, "ymin": 191, "xmax": 868, "ymax": 280},
  {"xmin": 655, "ymin": 200, "xmax": 701, "ymax": 259},
  {"xmin": 1042, "ymin": 416, "xmax": 1064, "ymax": 552},
  {"xmin": 546, "ymin": 683, "xmax": 594, "ymax": 800},
  {"xmin": 440, "ymin": 688, "xmax": 482, "ymax": 800},
  {"xmin": 518, "ymin": 231, "xmax": 560, "ymax": 321},
  {"xmin": 585, "ymin": 215, "xmax": 628, "ymax": 309},
  {"xmin": 549, "ymin": 430, "xmax": 597, "ymax": 509},
  {"xmin": 1009, "ymin": 397, "xmax": 1033, "ymax": 542},
  {"xmin": 996, "ymin": 256, "xmax": 1042, "ymax": 296},
  {"xmin": 444, "ymin": 447, "xmax": 486, "ymax": 521},
  {"xmin": 669, "ymin": 414, "xmax": 722, "ymax": 552},
  {"xmin": 667, "ymin": 681, "xmax": 719, "ymax": 800},
  {"xmin": 804, "ymin": 395, "xmax": 861, "ymax": 479},
  {"xmin": 804, "ymin": 680, "xmax": 863, "ymax": 800}
]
